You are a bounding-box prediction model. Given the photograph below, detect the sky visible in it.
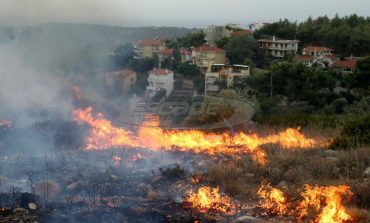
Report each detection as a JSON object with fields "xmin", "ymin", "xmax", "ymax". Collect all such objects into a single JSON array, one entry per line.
[{"xmin": 0, "ymin": 0, "xmax": 370, "ymax": 27}]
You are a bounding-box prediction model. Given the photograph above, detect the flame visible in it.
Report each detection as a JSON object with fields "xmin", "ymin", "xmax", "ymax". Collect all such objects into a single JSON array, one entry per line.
[
  {"xmin": 258, "ymin": 183, "xmax": 353, "ymax": 223},
  {"xmin": 73, "ymin": 107, "xmax": 328, "ymax": 165},
  {"xmin": 296, "ymin": 185, "xmax": 352, "ymax": 223},
  {"xmin": 257, "ymin": 183, "xmax": 288, "ymax": 215},
  {"xmin": 184, "ymin": 186, "xmax": 236, "ymax": 215},
  {"xmin": 112, "ymin": 156, "xmax": 122, "ymax": 162}
]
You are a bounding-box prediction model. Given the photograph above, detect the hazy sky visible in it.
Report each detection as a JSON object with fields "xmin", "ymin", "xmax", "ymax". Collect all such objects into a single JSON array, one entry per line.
[{"xmin": 1, "ymin": 0, "xmax": 369, "ymax": 27}]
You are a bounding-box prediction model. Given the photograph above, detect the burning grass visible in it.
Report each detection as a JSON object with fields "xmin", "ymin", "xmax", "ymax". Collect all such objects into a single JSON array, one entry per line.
[
  {"xmin": 73, "ymin": 107, "xmax": 329, "ymax": 166},
  {"xmin": 183, "ymin": 186, "xmax": 236, "ymax": 215}
]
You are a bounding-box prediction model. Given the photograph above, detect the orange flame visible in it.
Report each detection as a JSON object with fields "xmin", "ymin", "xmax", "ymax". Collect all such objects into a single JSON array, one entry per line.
[
  {"xmin": 296, "ymin": 185, "xmax": 352, "ymax": 223},
  {"xmin": 258, "ymin": 183, "xmax": 353, "ymax": 223},
  {"xmin": 73, "ymin": 107, "xmax": 328, "ymax": 165},
  {"xmin": 257, "ymin": 183, "xmax": 288, "ymax": 215},
  {"xmin": 184, "ymin": 186, "xmax": 236, "ymax": 215}
]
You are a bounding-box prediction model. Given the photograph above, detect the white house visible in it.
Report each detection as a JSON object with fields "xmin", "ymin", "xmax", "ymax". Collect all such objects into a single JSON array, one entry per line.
[{"xmin": 146, "ymin": 68, "xmax": 174, "ymax": 98}]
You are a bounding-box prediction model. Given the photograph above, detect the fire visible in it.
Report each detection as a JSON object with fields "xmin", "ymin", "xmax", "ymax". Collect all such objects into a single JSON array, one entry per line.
[
  {"xmin": 258, "ymin": 183, "xmax": 353, "ymax": 223},
  {"xmin": 112, "ymin": 156, "xmax": 122, "ymax": 162},
  {"xmin": 257, "ymin": 183, "xmax": 288, "ymax": 215},
  {"xmin": 183, "ymin": 186, "xmax": 236, "ymax": 215},
  {"xmin": 73, "ymin": 107, "xmax": 138, "ymax": 150},
  {"xmin": 73, "ymin": 107, "xmax": 328, "ymax": 165},
  {"xmin": 296, "ymin": 185, "xmax": 352, "ymax": 223}
]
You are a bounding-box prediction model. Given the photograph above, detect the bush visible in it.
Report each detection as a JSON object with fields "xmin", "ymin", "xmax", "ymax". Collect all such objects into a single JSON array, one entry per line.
[{"xmin": 330, "ymin": 116, "xmax": 370, "ymax": 150}]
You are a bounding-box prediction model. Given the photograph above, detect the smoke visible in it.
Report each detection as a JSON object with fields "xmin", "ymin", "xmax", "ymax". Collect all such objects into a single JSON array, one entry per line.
[{"xmin": 0, "ymin": 0, "xmax": 128, "ymax": 26}]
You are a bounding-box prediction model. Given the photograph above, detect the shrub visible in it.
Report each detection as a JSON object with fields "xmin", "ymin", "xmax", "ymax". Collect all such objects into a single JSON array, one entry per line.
[{"xmin": 330, "ymin": 116, "xmax": 370, "ymax": 150}]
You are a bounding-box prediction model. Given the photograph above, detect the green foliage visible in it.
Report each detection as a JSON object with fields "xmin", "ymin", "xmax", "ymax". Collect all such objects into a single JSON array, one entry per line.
[
  {"xmin": 172, "ymin": 31, "xmax": 206, "ymax": 48},
  {"xmin": 354, "ymin": 57, "xmax": 370, "ymax": 89},
  {"xmin": 176, "ymin": 63, "xmax": 202, "ymax": 77},
  {"xmin": 330, "ymin": 115, "xmax": 370, "ymax": 150},
  {"xmin": 110, "ymin": 43, "xmax": 134, "ymax": 69},
  {"xmin": 215, "ymin": 37, "xmax": 230, "ymax": 48},
  {"xmin": 130, "ymin": 58, "xmax": 156, "ymax": 73},
  {"xmin": 225, "ymin": 35, "xmax": 258, "ymax": 64},
  {"xmin": 254, "ymin": 19, "xmax": 297, "ymax": 39}
]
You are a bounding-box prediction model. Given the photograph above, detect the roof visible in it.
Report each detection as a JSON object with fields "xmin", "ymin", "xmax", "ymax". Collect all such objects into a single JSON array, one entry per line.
[
  {"xmin": 0, "ymin": 120, "xmax": 11, "ymax": 127},
  {"xmin": 193, "ymin": 46, "xmax": 225, "ymax": 53},
  {"xmin": 231, "ymin": 29, "xmax": 253, "ymax": 36},
  {"xmin": 332, "ymin": 59, "xmax": 358, "ymax": 69},
  {"xmin": 303, "ymin": 46, "xmax": 333, "ymax": 53},
  {"xmin": 137, "ymin": 39, "xmax": 165, "ymax": 47},
  {"xmin": 149, "ymin": 68, "xmax": 174, "ymax": 76},
  {"xmin": 295, "ymin": 55, "xmax": 315, "ymax": 62},
  {"xmin": 159, "ymin": 49, "xmax": 192, "ymax": 56}
]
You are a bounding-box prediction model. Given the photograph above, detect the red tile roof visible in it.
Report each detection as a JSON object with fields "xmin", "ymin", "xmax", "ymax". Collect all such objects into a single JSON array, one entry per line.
[
  {"xmin": 296, "ymin": 55, "xmax": 314, "ymax": 62},
  {"xmin": 303, "ymin": 46, "xmax": 333, "ymax": 53},
  {"xmin": 333, "ymin": 59, "xmax": 358, "ymax": 69},
  {"xmin": 137, "ymin": 39, "xmax": 165, "ymax": 47},
  {"xmin": 193, "ymin": 46, "xmax": 225, "ymax": 53},
  {"xmin": 149, "ymin": 68, "xmax": 174, "ymax": 76},
  {"xmin": 231, "ymin": 29, "xmax": 253, "ymax": 36},
  {"xmin": 159, "ymin": 49, "xmax": 192, "ymax": 56}
]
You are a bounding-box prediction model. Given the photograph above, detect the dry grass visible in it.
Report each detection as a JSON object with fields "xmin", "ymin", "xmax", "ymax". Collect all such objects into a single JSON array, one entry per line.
[{"xmin": 206, "ymin": 146, "xmax": 370, "ymax": 208}]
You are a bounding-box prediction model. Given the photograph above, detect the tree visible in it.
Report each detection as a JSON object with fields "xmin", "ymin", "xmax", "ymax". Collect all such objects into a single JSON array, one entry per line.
[
  {"xmin": 354, "ymin": 57, "xmax": 370, "ymax": 90},
  {"xmin": 110, "ymin": 43, "xmax": 134, "ymax": 69},
  {"xmin": 225, "ymin": 35, "xmax": 258, "ymax": 64},
  {"xmin": 215, "ymin": 37, "xmax": 230, "ymax": 48},
  {"xmin": 174, "ymin": 32, "xmax": 206, "ymax": 48},
  {"xmin": 176, "ymin": 63, "xmax": 202, "ymax": 77}
]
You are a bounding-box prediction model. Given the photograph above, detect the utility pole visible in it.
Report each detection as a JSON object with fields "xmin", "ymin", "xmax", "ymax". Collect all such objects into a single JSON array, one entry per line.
[{"xmin": 270, "ymin": 73, "xmax": 273, "ymax": 98}]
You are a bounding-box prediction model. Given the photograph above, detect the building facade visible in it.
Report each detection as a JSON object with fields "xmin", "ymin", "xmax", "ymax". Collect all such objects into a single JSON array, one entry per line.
[
  {"xmin": 134, "ymin": 39, "xmax": 166, "ymax": 59},
  {"xmin": 192, "ymin": 46, "xmax": 227, "ymax": 71},
  {"xmin": 258, "ymin": 36, "xmax": 299, "ymax": 58},
  {"xmin": 159, "ymin": 48, "xmax": 192, "ymax": 63},
  {"xmin": 205, "ymin": 64, "xmax": 250, "ymax": 95},
  {"xmin": 302, "ymin": 46, "xmax": 333, "ymax": 57},
  {"xmin": 146, "ymin": 68, "xmax": 174, "ymax": 98},
  {"xmin": 205, "ymin": 25, "xmax": 231, "ymax": 47}
]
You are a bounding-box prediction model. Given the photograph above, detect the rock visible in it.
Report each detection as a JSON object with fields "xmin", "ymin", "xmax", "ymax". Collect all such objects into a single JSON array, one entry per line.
[
  {"xmin": 66, "ymin": 180, "xmax": 84, "ymax": 191},
  {"xmin": 28, "ymin": 203, "xmax": 37, "ymax": 210},
  {"xmin": 151, "ymin": 176, "xmax": 162, "ymax": 184},
  {"xmin": 110, "ymin": 175, "xmax": 118, "ymax": 181},
  {"xmin": 34, "ymin": 180, "xmax": 60, "ymax": 199},
  {"xmin": 13, "ymin": 208, "xmax": 29, "ymax": 214},
  {"xmin": 245, "ymin": 173, "xmax": 255, "ymax": 178},
  {"xmin": 277, "ymin": 180, "xmax": 287, "ymax": 188},
  {"xmin": 363, "ymin": 167, "xmax": 370, "ymax": 177},
  {"xmin": 147, "ymin": 190, "xmax": 157, "ymax": 201},
  {"xmin": 235, "ymin": 215, "xmax": 262, "ymax": 222}
]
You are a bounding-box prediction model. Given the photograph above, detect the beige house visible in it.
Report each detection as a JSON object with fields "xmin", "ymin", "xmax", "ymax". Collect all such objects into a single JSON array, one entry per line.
[
  {"xmin": 105, "ymin": 69, "xmax": 137, "ymax": 93},
  {"xmin": 258, "ymin": 36, "xmax": 299, "ymax": 58},
  {"xmin": 192, "ymin": 46, "xmax": 227, "ymax": 71},
  {"xmin": 302, "ymin": 46, "xmax": 333, "ymax": 57},
  {"xmin": 205, "ymin": 64, "xmax": 250, "ymax": 95},
  {"xmin": 205, "ymin": 25, "xmax": 231, "ymax": 46},
  {"xmin": 159, "ymin": 48, "xmax": 192, "ymax": 63},
  {"xmin": 134, "ymin": 39, "xmax": 166, "ymax": 59}
]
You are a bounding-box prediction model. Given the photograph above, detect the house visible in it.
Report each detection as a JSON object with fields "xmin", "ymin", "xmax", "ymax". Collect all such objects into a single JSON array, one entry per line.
[
  {"xmin": 230, "ymin": 29, "xmax": 253, "ymax": 37},
  {"xmin": 192, "ymin": 46, "xmax": 227, "ymax": 71},
  {"xmin": 159, "ymin": 48, "xmax": 192, "ymax": 63},
  {"xmin": 205, "ymin": 25, "xmax": 231, "ymax": 46},
  {"xmin": 302, "ymin": 46, "xmax": 333, "ymax": 57},
  {"xmin": 248, "ymin": 22, "xmax": 268, "ymax": 31},
  {"xmin": 258, "ymin": 36, "xmax": 299, "ymax": 58},
  {"xmin": 332, "ymin": 59, "xmax": 358, "ymax": 74},
  {"xmin": 105, "ymin": 69, "xmax": 137, "ymax": 93},
  {"xmin": 205, "ymin": 64, "xmax": 250, "ymax": 95},
  {"xmin": 134, "ymin": 39, "xmax": 166, "ymax": 59},
  {"xmin": 146, "ymin": 68, "xmax": 174, "ymax": 98},
  {"xmin": 295, "ymin": 54, "xmax": 338, "ymax": 68}
]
